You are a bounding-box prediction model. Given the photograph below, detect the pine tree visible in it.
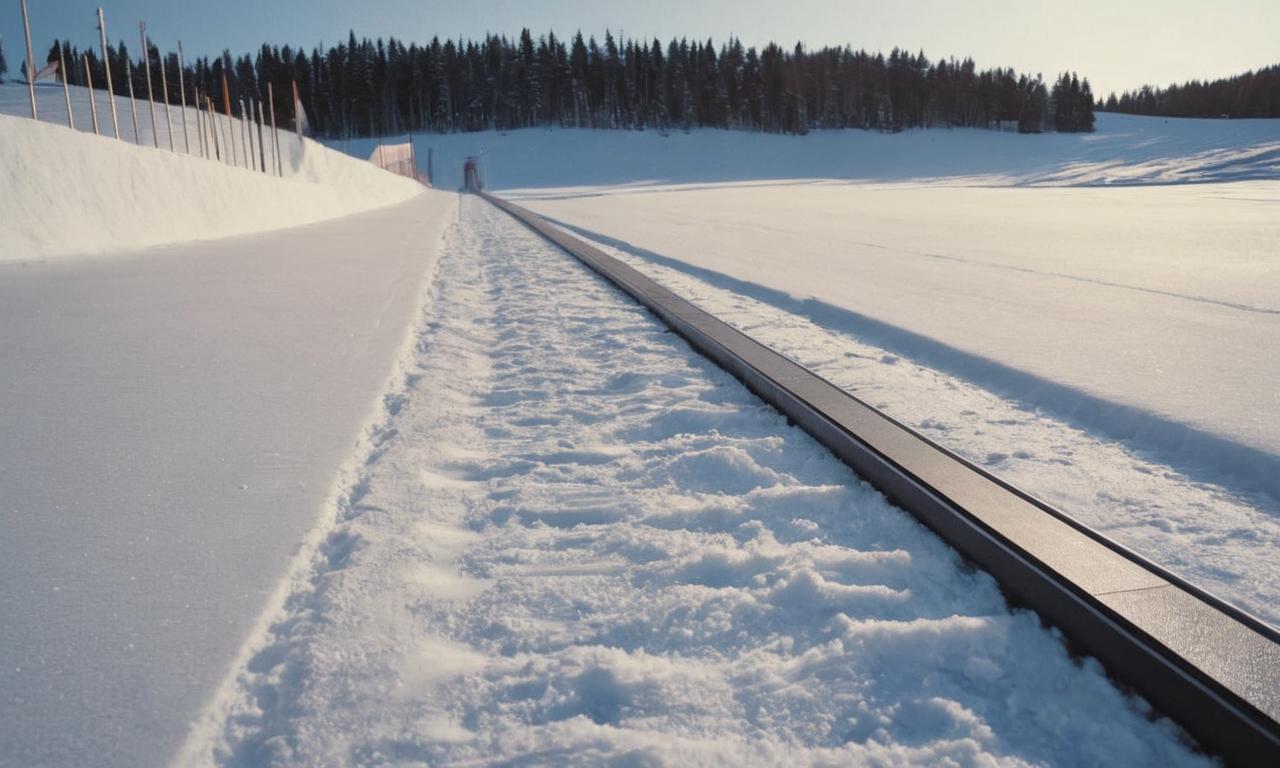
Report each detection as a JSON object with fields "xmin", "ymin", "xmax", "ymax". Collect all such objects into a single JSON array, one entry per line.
[{"xmin": 192, "ymin": 27, "xmax": 1103, "ymax": 138}]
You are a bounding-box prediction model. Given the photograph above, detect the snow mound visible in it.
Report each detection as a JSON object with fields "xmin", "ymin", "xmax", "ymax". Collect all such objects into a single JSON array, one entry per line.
[{"xmin": 0, "ymin": 84, "xmax": 422, "ymax": 261}]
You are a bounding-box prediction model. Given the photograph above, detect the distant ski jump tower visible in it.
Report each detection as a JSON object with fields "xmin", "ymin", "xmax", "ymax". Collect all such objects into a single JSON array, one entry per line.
[{"xmin": 463, "ymin": 155, "xmax": 484, "ymax": 191}]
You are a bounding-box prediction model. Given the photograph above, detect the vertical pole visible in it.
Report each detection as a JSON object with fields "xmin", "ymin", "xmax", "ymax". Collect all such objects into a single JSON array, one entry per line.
[
  {"xmin": 256, "ymin": 99, "xmax": 267, "ymax": 174},
  {"xmin": 195, "ymin": 88, "xmax": 205, "ymax": 158},
  {"xmin": 268, "ymin": 82, "xmax": 282, "ymax": 176},
  {"xmin": 140, "ymin": 22, "xmax": 158, "ymax": 147},
  {"xmin": 97, "ymin": 7, "xmax": 120, "ymax": 139},
  {"xmin": 125, "ymin": 56, "xmax": 140, "ymax": 144},
  {"xmin": 217, "ymin": 97, "xmax": 231, "ymax": 165},
  {"xmin": 83, "ymin": 55, "xmax": 100, "ymax": 135},
  {"xmin": 20, "ymin": 0, "xmax": 37, "ymax": 119},
  {"xmin": 58, "ymin": 45, "xmax": 74, "ymax": 129},
  {"xmin": 291, "ymin": 80, "xmax": 302, "ymax": 138},
  {"xmin": 159, "ymin": 52, "xmax": 174, "ymax": 151},
  {"xmin": 427, "ymin": 147, "xmax": 433, "ymax": 186},
  {"xmin": 222, "ymin": 74, "xmax": 237, "ymax": 167},
  {"xmin": 409, "ymin": 135, "xmax": 417, "ymax": 181},
  {"xmin": 239, "ymin": 99, "xmax": 252, "ymax": 170},
  {"xmin": 208, "ymin": 96, "xmax": 222, "ymax": 161},
  {"xmin": 177, "ymin": 42, "xmax": 190, "ymax": 153}
]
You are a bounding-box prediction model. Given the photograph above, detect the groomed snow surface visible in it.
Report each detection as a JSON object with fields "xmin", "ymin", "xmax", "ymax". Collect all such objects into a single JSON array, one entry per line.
[
  {"xmin": 3, "ymin": 86, "xmax": 1273, "ymax": 766},
  {"xmin": 517, "ymin": 178, "xmax": 1280, "ymax": 628},
  {"xmin": 189, "ymin": 198, "xmax": 1207, "ymax": 766}
]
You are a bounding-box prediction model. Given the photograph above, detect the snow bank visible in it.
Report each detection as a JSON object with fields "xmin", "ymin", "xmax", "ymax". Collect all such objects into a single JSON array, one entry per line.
[
  {"xmin": 331, "ymin": 112, "xmax": 1279, "ymax": 191},
  {"xmin": 0, "ymin": 84, "xmax": 422, "ymax": 261}
]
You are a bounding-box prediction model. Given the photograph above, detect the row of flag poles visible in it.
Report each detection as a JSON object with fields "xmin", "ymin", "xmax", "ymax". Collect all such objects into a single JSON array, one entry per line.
[{"xmin": 16, "ymin": 1, "xmax": 306, "ymax": 178}]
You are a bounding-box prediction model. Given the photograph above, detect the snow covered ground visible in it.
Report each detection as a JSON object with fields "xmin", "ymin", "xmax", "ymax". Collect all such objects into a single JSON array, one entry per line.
[
  {"xmin": 5, "ymin": 78, "xmax": 1273, "ymax": 765},
  {"xmin": 1, "ymin": 94, "xmax": 457, "ymax": 765},
  {"xmin": 426, "ymin": 116, "xmax": 1280, "ymax": 627},
  {"xmin": 0, "ymin": 83, "xmax": 421, "ymax": 259},
  {"xmin": 335, "ymin": 111, "xmax": 1279, "ymax": 191},
  {"xmin": 187, "ymin": 197, "xmax": 1208, "ymax": 767}
]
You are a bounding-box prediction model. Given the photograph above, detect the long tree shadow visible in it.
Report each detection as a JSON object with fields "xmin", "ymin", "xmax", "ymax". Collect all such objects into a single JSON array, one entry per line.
[{"xmin": 547, "ymin": 217, "xmax": 1280, "ymax": 512}]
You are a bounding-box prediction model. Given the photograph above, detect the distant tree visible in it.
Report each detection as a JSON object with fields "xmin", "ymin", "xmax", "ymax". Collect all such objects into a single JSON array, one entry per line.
[
  {"xmin": 1018, "ymin": 75, "xmax": 1048, "ymax": 133},
  {"xmin": 129, "ymin": 28, "xmax": 1101, "ymax": 139},
  {"xmin": 1103, "ymin": 64, "xmax": 1279, "ymax": 118},
  {"xmin": 0, "ymin": 36, "xmax": 7, "ymax": 83}
]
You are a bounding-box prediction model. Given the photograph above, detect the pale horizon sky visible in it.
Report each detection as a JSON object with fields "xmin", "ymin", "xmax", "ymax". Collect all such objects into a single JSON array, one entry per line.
[{"xmin": 2, "ymin": 1, "xmax": 1277, "ymax": 97}]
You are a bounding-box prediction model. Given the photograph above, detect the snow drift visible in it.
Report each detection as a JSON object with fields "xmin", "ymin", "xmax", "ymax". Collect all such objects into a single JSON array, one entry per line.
[{"xmin": 0, "ymin": 84, "xmax": 422, "ymax": 261}]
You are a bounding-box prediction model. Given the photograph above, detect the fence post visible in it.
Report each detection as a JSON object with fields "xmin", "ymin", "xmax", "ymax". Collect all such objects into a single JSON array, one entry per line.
[
  {"xmin": 20, "ymin": 0, "xmax": 37, "ymax": 119},
  {"xmin": 255, "ymin": 99, "xmax": 268, "ymax": 173},
  {"xmin": 291, "ymin": 80, "xmax": 302, "ymax": 138},
  {"xmin": 207, "ymin": 95, "xmax": 222, "ymax": 162},
  {"xmin": 83, "ymin": 55, "xmax": 100, "ymax": 135},
  {"xmin": 97, "ymin": 7, "xmax": 120, "ymax": 139},
  {"xmin": 177, "ymin": 42, "xmax": 190, "ymax": 153},
  {"xmin": 239, "ymin": 98, "xmax": 252, "ymax": 170},
  {"xmin": 427, "ymin": 147, "xmax": 433, "ymax": 186},
  {"xmin": 194, "ymin": 87, "xmax": 205, "ymax": 158},
  {"xmin": 140, "ymin": 22, "xmax": 158, "ymax": 147},
  {"xmin": 268, "ymin": 82, "xmax": 282, "ymax": 176},
  {"xmin": 125, "ymin": 56, "xmax": 140, "ymax": 144},
  {"xmin": 159, "ymin": 51, "xmax": 174, "ymax": 151},
  {"xmin": 221, "ymin": 74, "xmax": 238, "ymax": 167},
  {"xmin": 58, "ymin": 44, "xmax": 74, "ymax": 129}
]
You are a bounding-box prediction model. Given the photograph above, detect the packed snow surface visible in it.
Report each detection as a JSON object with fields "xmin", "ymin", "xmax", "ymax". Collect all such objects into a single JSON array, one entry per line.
[
  {"xmin": 0, "ymin": 83, "xmax": 422, "ymax": 259},
  {"xmin": 346, "ymin": 113, "xmax": 1275, "ymax": 625},
  {"xmin": 189, "ymin": 197, "xmax": 1207, "ymax": 767},
  {"xmin": 0, "ymin": 193, "xmax": 455, "ymax": 767}
]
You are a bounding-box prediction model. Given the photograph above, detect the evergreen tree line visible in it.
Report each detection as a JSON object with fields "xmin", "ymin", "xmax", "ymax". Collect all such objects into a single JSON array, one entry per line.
[
  {"xmin": 1100, "ymin": 64, "xmax": 1280, "ymax": 118},
  {"xmin": 40, "ymin": 30, "xmax": 1096, "ymax": 137}
]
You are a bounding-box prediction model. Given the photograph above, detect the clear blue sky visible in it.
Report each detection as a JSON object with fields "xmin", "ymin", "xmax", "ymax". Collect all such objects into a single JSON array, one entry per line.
[{"xmin": 2, "ymin": 0, "xmax": 1277, "ymax": 97}]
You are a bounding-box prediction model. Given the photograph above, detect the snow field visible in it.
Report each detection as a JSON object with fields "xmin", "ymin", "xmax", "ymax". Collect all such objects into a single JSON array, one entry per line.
[
  {"xmin": 333, "ymin": 111, "xmax": 1280, "ymax": 192},
  {"xmin": 542, "ymin": 218, "xmax": 1280, "ymax": 628},
  {"xmin": 517, "ymin": 177, "xmax": 1280, "ymax": 627},
  {"xmin": 0, "ymin": 83, "xmax": 423, "ymax": 261},
  {"xmin": 195, "ymin": 197, "xmax": 1207, "ymax": 766}
]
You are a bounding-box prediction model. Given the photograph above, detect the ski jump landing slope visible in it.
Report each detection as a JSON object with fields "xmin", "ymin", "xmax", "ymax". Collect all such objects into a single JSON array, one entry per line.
[{"xmin": 0, "ymin": 102, "xmax": 456, "ymax": 766}]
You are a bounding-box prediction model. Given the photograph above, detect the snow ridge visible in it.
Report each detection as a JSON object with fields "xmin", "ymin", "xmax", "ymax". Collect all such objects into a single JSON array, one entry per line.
[{"xmin": 191, "ymin": 197, "xmax": 1206, "ymax": 766}]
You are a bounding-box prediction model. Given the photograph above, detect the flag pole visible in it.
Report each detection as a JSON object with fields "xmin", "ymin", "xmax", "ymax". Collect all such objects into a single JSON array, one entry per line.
[
  {"xmin": 140, "ymin": 22, "xmax": 158, "ymax": 147},
  {"xmin": 57, "ymin": 44, "xmax": 74, "ymax": 129},
  {"xmin": 176, "ymin": 42, "xmax": 190, "ymax": 153},
  {"xmin": 97, "ymin": 7, "xmax": 120, "ymax": 139},
  {"xmin": 20, "ymin": 0, "xmax": 37, "ymax": 118}
]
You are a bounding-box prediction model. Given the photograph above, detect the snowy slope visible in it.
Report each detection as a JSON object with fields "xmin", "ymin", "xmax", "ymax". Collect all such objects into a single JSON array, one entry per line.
[
  {"xmin": 0, "ymin": 83, "xmax": 422, "ymax": 260},
  {"xmin": 332, "ymin": 111, "xmax": 1279, "ymax": 191},
  {"xmin": 186, "ymin": 197, "xmax": 1207, "ymax": 767}
]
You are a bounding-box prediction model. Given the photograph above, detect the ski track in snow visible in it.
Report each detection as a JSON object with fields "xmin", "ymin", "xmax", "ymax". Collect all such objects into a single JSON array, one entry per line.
[
  {"xmin": 201, "ymin": 197, "xmax": 1207, "ymax": 767},
  {"xmin": 544, "ymin": 220, "xmax": 1280, "ymax": 629}
]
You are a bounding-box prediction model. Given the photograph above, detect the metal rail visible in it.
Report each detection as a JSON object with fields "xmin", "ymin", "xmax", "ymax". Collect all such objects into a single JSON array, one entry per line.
[{"xmin": 481, "ymin": 191, "xmax": 1280, "ymax": 766}]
